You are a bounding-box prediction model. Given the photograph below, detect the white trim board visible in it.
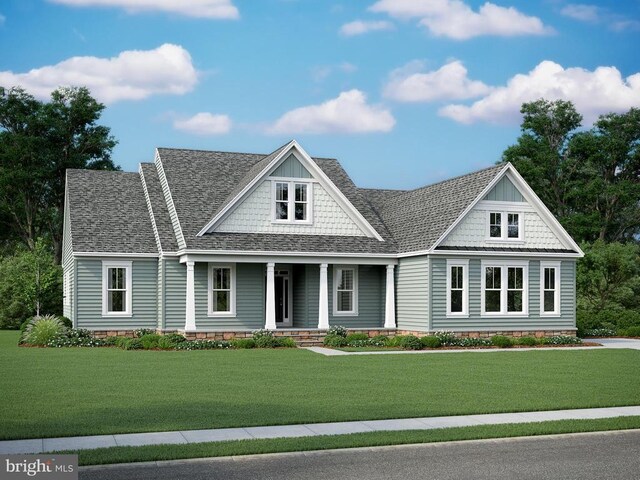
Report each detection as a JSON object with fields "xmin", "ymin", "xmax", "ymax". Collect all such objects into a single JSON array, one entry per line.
[
  {"xmin": 196, "ymin": 140, "xmax": 384, "ymax": 241},
  {"xmin": 139, "ymin": 164, "xmax": 163, "ymax": 255}
]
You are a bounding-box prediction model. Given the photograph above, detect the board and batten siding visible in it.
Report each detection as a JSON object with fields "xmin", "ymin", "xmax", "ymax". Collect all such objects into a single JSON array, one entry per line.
[
  {"xmin": 292, "ymin": 264, "xmax": 384, "ymax": 329},
  {"xmin": 75, "ymin": 258, "xmax": 158, "ymax": 330},
  {"xmin": 483, "ymin": 176, "xmax": 524, "ymax": 202},
  {"xmin": 430, "ymin": 257, "xmax": 576, "ymax": 331},
  {"xmin": 271, "ymin": 154, "xmax": 312, "ymax": 178},
  {"xmin": 396, "ymin": 256, "xmax": 430, "ymax": 332}
]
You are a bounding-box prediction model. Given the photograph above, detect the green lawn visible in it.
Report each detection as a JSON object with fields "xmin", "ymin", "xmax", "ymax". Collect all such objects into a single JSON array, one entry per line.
[{"xmin": 1, "ymin": 330, "xmax": 639, "ymax": 440}]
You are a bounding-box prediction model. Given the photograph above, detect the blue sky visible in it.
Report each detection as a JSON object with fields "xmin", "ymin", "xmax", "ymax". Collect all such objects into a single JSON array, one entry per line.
[{"xmin": 1, "ymin": 0, "xmax": 639, "ymax": 189}]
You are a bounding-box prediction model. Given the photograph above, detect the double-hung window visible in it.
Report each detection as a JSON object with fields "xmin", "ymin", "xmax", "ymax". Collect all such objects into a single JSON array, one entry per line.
[
  {"xmin": 540, "ymin": 262, "xmax": 560, "ymax": 316},
  {"xmin": 102, "ymin": 261, "xmax": 132, "ymax": 317},
  {"xmin": 208, "ymin": 264, "xmax": 236, "ymax": 317},
  {"xmin": 333, "ymin": 266, "xmax": 358, "ymax": 315},
  {"xmin": 272, "ymin": 181, "xmax": 312, "ymax": 223},
  {"xmin": 481, "ymin": 261, "xmax": 529, "ymax": 316},
  {"xmin": 487, "ymin": 212, "xmax": 522, "ymax": 241},
  {"xmin": 446, "ymin": 260, "xmax": 468, "ymax": 316}
]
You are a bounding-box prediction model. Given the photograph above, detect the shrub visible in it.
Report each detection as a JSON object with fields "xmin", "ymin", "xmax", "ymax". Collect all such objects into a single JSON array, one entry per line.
[
  {"xmin": 231, "ymin": 338, "xmax": 256, "ymax": 349},
  {"xmin": 164, "ymin": 333, "xmax": 187, "ymax": 344},
  {"xmin": 541, "ymin": 336, "xmax": 582, "ymax": 345},
  {"xmin": 369, "ymin": 335, "xmax": 389, "ymax": 347},
  {"xmin": 582, "ymin": 328, "xmax": 616, "ymax": 337},
  {"xmin": 386, "ymin": 335, "xmax": 405, "ymax": 347},
  {"xmin": 399, "ymin": 335, "xmax": 422, "ymax": 350},
  {"xmin": 102, "ymin": 336, "xmax": 119, "ymax": 346},
  {"xmin": 115, "ymin": 336, "xmax": 132, "ymax": 349},
  {"xmin": 58, "ymin": 316, "xmax": 72, "ymax": 329},
  {"xmin": 517, "ymin": 336, "xmax": 538, "ymax": 346},
  {"xmin": 491, "ymin": 335, "xmax": 513, "ymax": 348},
  {"xmin": 46, "ymin": 335, "xmax": 106, "ymax": 348},
  {"xmin": 420, "ymin": 336, "xmax": 442, "ymax": 348},
  {"xmin": 121, "ymin": 338, "xmax": 143, "ymax": 350},
  {"xmin": 277, "ymin": 337, "xmax": 297, "ymax": 348},
  {"xmin": 139, "ymin": 334, "xmax": 162, "ymax": 349},
  {"xmin": 620, "ymin": 326, "xmax": 640, "ymax": 337},
  {"xmin": 255, "ymin": 336, "xmax": 280, "ymax": 348},
  {"xmin": 323, "ymin": 334, "xmax": 347, "ymax": 347},
  {"xmin": 345, "ymin": 333, "xmax": 368, "ymax": 343},
  {"xmin": 134, "ymin": 328, "xmax": 155, "ymax": 338},
  {"xmin": 459, "ymin": 337, "xmax": 492, "ymax": 347},
  {"xmin": 21, "ymin": 315, "xmax": 67, "ymax": 346},
  {"xmin": 327, "ymin": 325, "xmax": 348, "ymax": 337},
  {"xmin": 433, "ymin": 330, "xmax": 460, "ymax": 346},
  {"xmin": 174, "ymin": 340, "xmax": 231, "ymax": 350}
]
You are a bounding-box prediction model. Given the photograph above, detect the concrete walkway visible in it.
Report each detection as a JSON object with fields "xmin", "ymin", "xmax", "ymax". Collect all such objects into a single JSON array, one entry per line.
[
  {"xmin": 1, "ymin": 406, "xmax": 639, "ymax": 455},
  {"xmin": 304, "ymin": 338, "xmax": 640, "ymax": 356}
]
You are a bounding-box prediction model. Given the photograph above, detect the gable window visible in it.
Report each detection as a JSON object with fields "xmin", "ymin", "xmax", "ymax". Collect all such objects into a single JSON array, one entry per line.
[
  {"xmin": 446, "ymin": 260, "xmax": 468, "ymax": 316},
  {"xmin": 102, "ymin": 261, "xmax": 132, "ymax": 317},
  {"xmin": 208, "ymin": 264, "xmax": 236, "ymax": 317},
  {"xmin": 481, "ymin": 260, "xmax": 529, "ymax": 316},
  {"xmin": 333, "ymin": 266, "xmax": 358, "ymax": 316},
  {"xmin": 540, "ymin": 262, "xmax": 560, "ymax": 316},
  {"xmin": 272, "ymin": 181, "xmax": 312, "ymax": 224},
  {"xmin": 487, "ymin": 211, "xmax": 523, "ymax": 241}
]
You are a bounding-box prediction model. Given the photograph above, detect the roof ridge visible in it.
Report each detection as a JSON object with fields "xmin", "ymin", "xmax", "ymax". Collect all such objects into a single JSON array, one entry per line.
[{"xmin": 157, "ymin": 146, "xmax": 268, "ymax": 156}]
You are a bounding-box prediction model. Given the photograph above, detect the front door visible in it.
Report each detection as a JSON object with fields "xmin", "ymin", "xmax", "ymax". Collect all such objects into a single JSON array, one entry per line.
[{"xmin": 274, "ymin": 269, "xmax": 292, "ymax": 326}]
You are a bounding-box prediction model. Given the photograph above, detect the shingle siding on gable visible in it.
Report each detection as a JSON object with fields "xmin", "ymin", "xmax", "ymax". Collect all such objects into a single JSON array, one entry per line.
[
  {"xmin": 215, "ymin": 181, "xmax": 367, "ymax": 237},
  {"xmin": 441, "ymin": 209, "xmax": 566, "ymax": 249},
  {"xmin": 483, "ymin": 176, "xmax": 524, "ymax": 202},
  {"xmin": 271, "ymin": 154, "xmax": 312, "ymax": 178}
]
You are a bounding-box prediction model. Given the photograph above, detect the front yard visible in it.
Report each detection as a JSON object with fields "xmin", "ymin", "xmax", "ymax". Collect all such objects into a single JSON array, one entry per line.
[{"xmin": 1, "ymin": 330, "xmax": 639, "ymax": 441}]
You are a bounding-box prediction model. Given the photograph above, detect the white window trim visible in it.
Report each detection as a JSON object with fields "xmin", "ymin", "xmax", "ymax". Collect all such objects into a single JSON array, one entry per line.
[
  {"xmin": 480, "ymin": 260, "xmax": 529, "ymax": 317},
  {"xmin": 540, "ymin": 261, "xmax": 561, "ymax": 317},
  {"xmin": 486, "ymin": 211, "xmax": 524, "ymax": 243},
  {"xmin": 101, "ymin": 261, "xmax": 132, "ymax": 317},
  {"xmin": 333, "ymin": 265, "xmax": 358, "ymax": 316},
  {"xmin": 446, "ymin": 259, "xmax": 469, "ymax": 317},
  {"xmin": 208, "ymin": 263, "xmax": 237, "ymax": 318},
  {"xmin": 270, "ymin": 180, "xmax": 313, "ymax": 225}
]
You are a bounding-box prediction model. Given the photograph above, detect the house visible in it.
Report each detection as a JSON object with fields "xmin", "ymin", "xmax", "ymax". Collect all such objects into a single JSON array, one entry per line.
[{"xmin": 62, "ymin": 140, "xmax": 583, "ymax": 340}]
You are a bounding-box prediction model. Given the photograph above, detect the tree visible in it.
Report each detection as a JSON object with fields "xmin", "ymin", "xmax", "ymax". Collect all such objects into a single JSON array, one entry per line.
[
  {"xmin": 0, "ymin": 86, "xmax": 118, "ymax": 263},
  {"xmin": 502, "ymin": 99, "xmax": 640, "ymax": 243},
  {"xmin": 0, "ymin": 238, "xmax": 62, "ymax": 329}
]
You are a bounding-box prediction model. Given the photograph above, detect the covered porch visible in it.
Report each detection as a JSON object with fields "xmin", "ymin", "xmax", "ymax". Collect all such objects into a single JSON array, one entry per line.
[{"xmin": 179, "ymin": 255, "xmax": 397, "ymax": 332}]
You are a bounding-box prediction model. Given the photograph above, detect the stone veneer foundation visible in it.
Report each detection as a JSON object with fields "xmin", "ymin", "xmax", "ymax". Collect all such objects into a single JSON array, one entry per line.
[{"xmin": 89, "ymin": 328, "xmax": 577, "ymax": 344}]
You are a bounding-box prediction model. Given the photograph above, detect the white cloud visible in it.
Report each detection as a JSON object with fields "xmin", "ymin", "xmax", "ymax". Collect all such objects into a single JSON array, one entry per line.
[
  {"xmin": 560, "ymin": 4, "xmax": 599, "ymax": 22},
  {"xmin": 310, "ymin": 62, "xmax": 358, "ymax": 82},
  {"xmin": 268, "ymin": 89, "xmax": 395, "ymax": 134},
  {"xmin": 173, "ymin": 112, "xmax": 231, "ymax": 135},
  {"xmin": 383, "ymin": 60, "xmax": 492, "ymax": 102},
  {"xmin": 439, "ymin": 61, "xmax": 640, "ymax": 124},
  {"xmin": 0, "ymin": 44, "xmax": 198, "ymax": 104},
  {"xmin": 340, "ymin": 19, "xmax": 394, "ymax": 36},
  {"xmin": 369, "ymin": 0, "xmax": 552, "ymax": 40},
  {"xmin": 48, "ymin": 0, "xmax": 239, "ymax": 19}
]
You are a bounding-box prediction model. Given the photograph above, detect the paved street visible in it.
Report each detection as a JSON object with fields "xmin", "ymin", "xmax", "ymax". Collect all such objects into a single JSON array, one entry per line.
[{"xmin": 80, "ymin": 429, "xmax": 640, "ymax": 480}]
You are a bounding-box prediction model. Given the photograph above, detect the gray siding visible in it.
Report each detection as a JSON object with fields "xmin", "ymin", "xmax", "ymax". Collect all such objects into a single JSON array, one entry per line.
[
  {"xmin": 194, "ymin": 263, "xmax": 265, "ymax": 330},
  {"xmin": 292, "ymin": 264, "xmax": 384, "ymax": 329},
  {"xmin": 396, "ymin": 256, "xmax": 429, "ymax": 331},
  {"xmin": 430, "ymin": 257, "xmax": 576, "ymax": 331},
  {"xmin": 62, "ymin": 195, "xmax": 75, "ymax": 323},
  {"xmin": 76, "ymin": 258, "xmax": 158, "ymax": 330},
  {"xmin": 271, "ymin": 154, "xmax": 311, "ymax": 178},
  {"xmin": 164, "ymin": 258, "xmax": 186, "ymax": 329},
  {"xmin": 483, "ymin": 176, "xmax": 524, "ymax": 202}
]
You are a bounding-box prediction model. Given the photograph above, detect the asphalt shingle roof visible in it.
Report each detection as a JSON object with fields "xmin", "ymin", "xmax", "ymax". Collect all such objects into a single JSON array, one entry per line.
[
  {"xmin": 140, "ymin": 162, "xmax": 179, "ymax": 252},
  {"xmin": 66, "ymin": 169, "xmax": 158, "ymax": 253}
]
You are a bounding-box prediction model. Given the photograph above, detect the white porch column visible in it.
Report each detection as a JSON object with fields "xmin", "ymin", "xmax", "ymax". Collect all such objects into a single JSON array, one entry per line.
[
  {"xmin": 384, "ymin": 264, "xmax": 396, "ymax": 329},
  {"xmin": 265, "ymin": 262, "xmax": 276, "ymax": 330},
  {"xmin": 185, "ymin": 261, "xmax": 196, "ymax": 331},
  {"xmin": 318, "ymin": 263, "xmax": 329, "ymax": 329}
]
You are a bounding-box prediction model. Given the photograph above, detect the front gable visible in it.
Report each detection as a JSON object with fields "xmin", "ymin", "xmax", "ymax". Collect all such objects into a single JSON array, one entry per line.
[
  {"xmin": 436, "ymin": 165, "xmax": 582, "ymax": 254},
  {"xmin": 198, "ymin": 141, "xmax": 383, "ymax": 240}
]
